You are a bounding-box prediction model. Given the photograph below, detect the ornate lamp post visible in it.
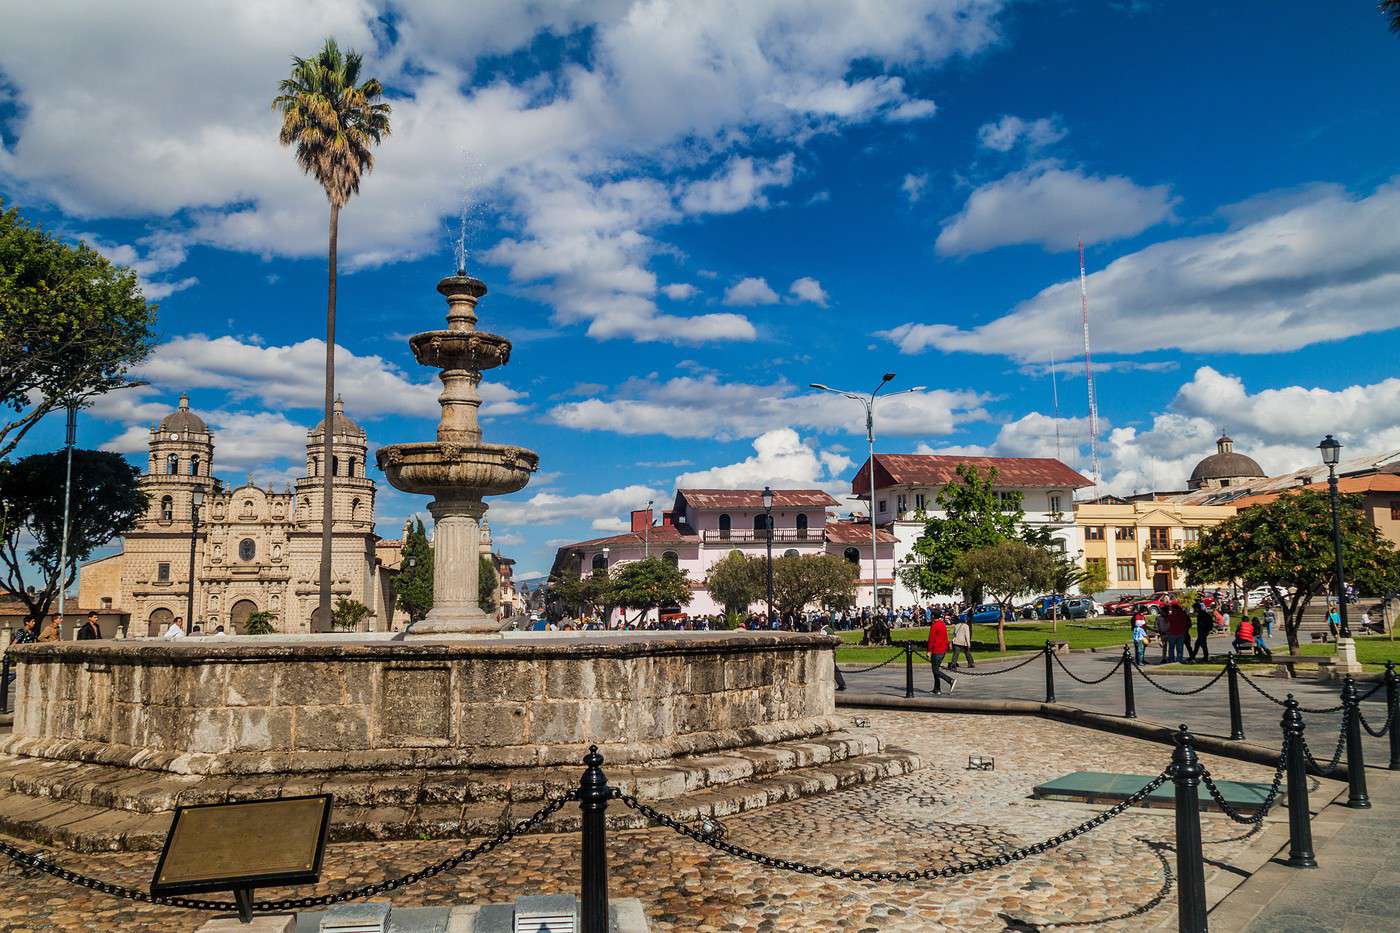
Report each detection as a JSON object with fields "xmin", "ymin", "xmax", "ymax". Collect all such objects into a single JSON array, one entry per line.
[
  {"xmin": 810, "ymin": 375, "xmax": 926, "ymax": 616},
  {"xmin": 762, "ymin": 485, "xmax": 774, "ymax": 627},
  {"xmin": 1319, "ymin": 435, "xmax": 1351, "ymax": 640},
  {"xmin": 185, "ymin": 486, "xmax": 205, "ymax": 633}
]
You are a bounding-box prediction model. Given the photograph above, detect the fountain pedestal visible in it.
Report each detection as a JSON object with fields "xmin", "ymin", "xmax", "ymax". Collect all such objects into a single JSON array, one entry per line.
[{"xmin": 415, "ymin": 497, "xmax": 495, "ymax": 635}]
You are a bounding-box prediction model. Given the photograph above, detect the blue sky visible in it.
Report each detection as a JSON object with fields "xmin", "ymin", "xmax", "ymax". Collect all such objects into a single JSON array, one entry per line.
[{"xmin": 4, "ymin": 1, "xmax": 1400, "ymax": 580}]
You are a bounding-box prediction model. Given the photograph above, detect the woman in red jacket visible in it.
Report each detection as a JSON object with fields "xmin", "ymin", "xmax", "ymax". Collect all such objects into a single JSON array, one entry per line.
[{"xmin": 927, "ymin": 617, "xmax": 957, "ymax": 694}]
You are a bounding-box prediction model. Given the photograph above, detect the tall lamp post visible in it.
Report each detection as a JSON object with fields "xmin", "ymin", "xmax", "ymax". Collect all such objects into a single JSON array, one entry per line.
[
  {"xmin": 762, "ymin": 486, "xmax": 775, "ymax": 627},
  {"xmin": 1319, "ymin": 435, "xmax": 1352, "ymax": 641},
  {"xmin": 810, "ymin": 375, "xmax": 926, "ymax": 618},
  {"xmin": 185, "ymin": 486, "xmax": 205, "ymax": 633},
  {"xmin": 55, "ymin": 403, "xmax": 78, "ymax": 617}
]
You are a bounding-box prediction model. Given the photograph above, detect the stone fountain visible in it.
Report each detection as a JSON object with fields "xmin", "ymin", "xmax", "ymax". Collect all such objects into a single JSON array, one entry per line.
[{"xmin": 377, "ymin": 272, "xmax": 538, "ymax": 636}]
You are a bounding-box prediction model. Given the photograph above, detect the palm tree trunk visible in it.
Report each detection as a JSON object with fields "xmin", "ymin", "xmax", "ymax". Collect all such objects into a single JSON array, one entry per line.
[{"xmin": 317, "ymin": 201, "xmax": 339, "ymax": 632}]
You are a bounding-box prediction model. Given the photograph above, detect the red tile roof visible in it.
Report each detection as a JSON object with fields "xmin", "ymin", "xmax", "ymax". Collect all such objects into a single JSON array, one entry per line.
[
  {"xmin": 852, "ymin": 454, "xmax": 1092, "ymax": 494},
  {"xmin": 557, "ymin": 523, "xmax": 693, "ymax": 552},
  {"xmin": 676, "ymin": 488, "xmax": 840, "ymax": 510},
  {"xmin": 824, "ymin": 521, "xmax": 897, "ymax": 544}
]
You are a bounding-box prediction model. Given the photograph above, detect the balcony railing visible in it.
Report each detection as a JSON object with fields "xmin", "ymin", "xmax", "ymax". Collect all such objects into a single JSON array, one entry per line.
[{"xmin": 701, "ymin": 529, "xmax": 816, "ymax": 544}]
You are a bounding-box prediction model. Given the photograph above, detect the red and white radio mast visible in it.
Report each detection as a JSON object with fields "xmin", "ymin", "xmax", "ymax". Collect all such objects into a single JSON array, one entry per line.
[{"xmin": 1079, "ymin": 239, "xmax": 1101, "ymax": 494}]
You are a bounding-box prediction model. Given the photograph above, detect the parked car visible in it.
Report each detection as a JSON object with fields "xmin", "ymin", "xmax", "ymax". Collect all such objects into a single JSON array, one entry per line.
[
  {"xmin": 1060, "ymin": 597, "xmax": 1100, "ymax": 619},
  {"xmin": 959, "ymin": 604, "xmax": 1005, "ymax": 624},
  {"xmin": 1102, "ymin": 597, "xmax": 1139, "ymax": 615},
  {"xmin": 1025, "ymin": 594, "xmax": 1065, "ymax": 619}
]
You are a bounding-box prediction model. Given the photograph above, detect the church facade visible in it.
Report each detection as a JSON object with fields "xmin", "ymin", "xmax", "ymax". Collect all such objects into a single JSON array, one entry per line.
[{"xmin": 79, "ymin": 394, "xmax": 402, "ymax": 635}]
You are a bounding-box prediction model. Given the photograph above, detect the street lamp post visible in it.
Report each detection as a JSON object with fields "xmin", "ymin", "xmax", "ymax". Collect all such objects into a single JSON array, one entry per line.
[
  {"xmin": 185, "ymin": 486, "xmax": 205, "ymax": 633},
  {"xmin": 55, "ymin": 403, "xmax": 78, "ymax": 618},
  {"xmin": 762, "ymin": 486, "xmax": 775, "ymax": 627},
  {"xmin": 810, "ymin": 375, "xmax": 926, "ymax": 619},
  {"xmin": 1319, "ymin": 435, "xmax": 1352, "ymax": 640}
]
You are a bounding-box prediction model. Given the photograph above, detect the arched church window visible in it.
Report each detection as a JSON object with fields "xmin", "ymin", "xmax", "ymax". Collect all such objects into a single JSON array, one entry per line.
[
  {"xmin": 160, "ymin": 496, "xmax": 173, "ymax": 522},
  {"xmin": 238, "ymin": 538, "xmax": 256, "ymax": 561},
  {"xmin": 332, "ymin": 456, "xmax": 340, "ymax": 477},
  {"xmin": 349, "ymin": 457, "xmax": 357, "ymax": 477},
  {"xmin": 189, "ymin": 455, "xmax": 200, "ymax": 477},
  {"xmin": 843, "ymin": 547, "xmax": 860, "ymax": 565},
  {"xmin": 351, "ymin": 497, "xmax": 361, "ymax": 520},
  {"xmin": 166, "ymin": 454, "xmax": 179, "ymax": 475}
]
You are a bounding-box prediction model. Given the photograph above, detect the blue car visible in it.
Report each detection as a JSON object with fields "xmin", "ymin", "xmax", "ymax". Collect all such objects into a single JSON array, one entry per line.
[{"xmin": 959, "ymin": 604, "xmax": 1004, "ymax": 624}]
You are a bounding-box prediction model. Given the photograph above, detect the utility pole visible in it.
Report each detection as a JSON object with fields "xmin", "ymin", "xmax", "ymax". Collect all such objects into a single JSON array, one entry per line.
[{"xmin": 56, "ymin": 403, "xmax": 78, "ymax": 618}]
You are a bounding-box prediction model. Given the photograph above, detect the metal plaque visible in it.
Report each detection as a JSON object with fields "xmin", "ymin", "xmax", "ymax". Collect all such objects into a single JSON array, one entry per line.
[{"xmin": 151, "ymin": 793, "xmax": 332, "ymax": 897}]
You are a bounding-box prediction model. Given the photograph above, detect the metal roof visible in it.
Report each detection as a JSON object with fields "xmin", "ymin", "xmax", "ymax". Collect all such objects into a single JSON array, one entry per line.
[
  {"xmin": 852, "ymin": 454, "xmax": 1092, "ymax": 494},
  {"xmin": 675, "ymin": 488, "xmax": 841, "ymax": 510}
]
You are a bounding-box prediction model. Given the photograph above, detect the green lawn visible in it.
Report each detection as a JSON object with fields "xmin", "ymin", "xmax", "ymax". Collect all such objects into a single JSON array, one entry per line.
[
  {"xmin": 834, "ymin": 618, "xmax": 1134, "ymax": 665},
  {"xmin": 1158, "ymin": 637, "xmax": 1400, "ymax": 674}
]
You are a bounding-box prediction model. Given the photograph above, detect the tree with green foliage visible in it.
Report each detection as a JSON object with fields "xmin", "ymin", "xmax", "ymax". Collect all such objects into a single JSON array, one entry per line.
[
  {"xmin": 705, "ymin": 551, "xmax": 764, "ymax": 619},
  {"xmin": 1079, "ymin": 559, "xmax": 1110, "ymax": 596},
  {"xmin": 771, "ymin": 553, "xmax": 859, "ymax": 620},
  {"xmin": 0, "ymin": 449, "xmax": 146, "ymax": 623},
  {"xmin": 0, "ymin": 202, "xmax": 157, "ymax": 461},
  {"xmin": 1178, "ymin": 489, "xmax": 1400, "ymax": 652},
  {"xmin": 547, "ymin": 568, "xmax": 612, "ymax": 622},
  {"xmin": 610, "ymin": 556, "xmax": 692, "ymax": 624},
  {"xmin": 243, "ymin": 611, "xmax": 278, "ymax": 635},
  {"xmin": 954, "ymin": 539, "xmax": 1059, "ymax": 653},
  {"xmin": 898, "ymin": 464, "xmax": 1039, "ymax": 601},
  {"xmin": 331, "ymin": 597, "xmax": 371, "ymax": 632},
  {"xmin": 273, "ymin": 38, "xmax": 392, "ymax": 630},
  {"xmin": 479, "ymin": 555, "xmax": 498, "ymax": 613},
  {"xmin": 395, "ymin": 518, "xmax": 434, "ymax": 624}
]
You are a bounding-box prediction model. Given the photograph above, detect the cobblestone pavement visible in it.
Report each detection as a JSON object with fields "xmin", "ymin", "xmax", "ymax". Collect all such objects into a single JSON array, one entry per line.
[{"xmin": 0, "ymin": 711, "xmax": 1319, "ymax": 932}]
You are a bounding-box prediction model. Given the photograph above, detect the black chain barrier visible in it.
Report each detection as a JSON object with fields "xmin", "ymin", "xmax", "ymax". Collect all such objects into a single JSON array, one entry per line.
[
  {"xmin": 1052, "ymin": 650, "xmax": 1125, "ymax": 686},
  {"xmin": 927, "ymin": 649, "xmax": 1044, "ymax": 677},
  {"xmin": 1302, "ymin": 716, "xmax": 1349, "ymax": 777},
  {"xmin": 835, "ymin": 648, "xmax": 906, "ymax": 676},
  {"xmin": 1199, "ymin": 732, "xmax": 1290, "ymax": 826},
  {"xmin": 0, "ymin": 791, "xmax": 578, "ymax": 915},
  {"xmin": 1235, "ymin": 668, "xmax": 1344, "ymax": 714},
  {"xmin": 1132, "ymin": 661, "xmax": 1227, "ymax": 696},
  {"xmin": 613, "ymin": 772, "xmax": 1170, "ymax": 882},
  {"xmin": 1359, "ymin": 704, "xmax": 1394, "ymax": 738}
]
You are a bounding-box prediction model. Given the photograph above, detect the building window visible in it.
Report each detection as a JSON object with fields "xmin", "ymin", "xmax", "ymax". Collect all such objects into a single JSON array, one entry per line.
[
  {"xmin": 914, "ymin": 493, "xmax": 926, "ymax": 511},
  {"xmin": 348, "ymin": 457, "xmax": 357, "ymax": 477},
  {"xmin": 753, "ymin": 514, "xmax": 768, "ymax": 535},
  {"xmin": 1391, "ymin": 500, "xmax": 1400, "ymax": 521},
  {"xmin": 1085, "ymin": 557, "xmax": 1106, "ymax": 578},
  {"xmin": 160, "ymin": 495, "xmax": 173, "ymax": 522},
  {"xmin": 1049, "ymin": 493, "xmax": 1062, "ymax": 513},
  {"xmin": 1182, "ymin": 527, "xmax": 1201, "ymax": 543},
  {"xmin": 1084, "ymin": 525, "xmax": 1105, "ymax": 541},
  {"xmin": 311, "ymin": 458, "xmax": 319, "ymax": 477},
  {"xmin": 189, "ymin": 455, "xmax": 200, "ymax": 476},
  {"xmin": 843, "ymin": 547, "xmax": 860, "ymax": 564},
  {"xmin": 1114, "ymin": 526, "xmax": 1136, "ymax": 541},
  {"xmin": 351, "ymin": 497, "xmax": 361, "ymax": 520},
  {"xmin": 238, "ymin": 538, "xmax": 256, "ymax": 561},
  {"xmin": 1149, "ymin": 527, "xmax": 1171, "ymax": 549},
  {"xmin": 166, "ymin": 454, "xmax": 179, "ymax": 475},
  {"xmin": 997, "ymin": 491, "xmax": 1018, "ymax": 510},
  {"xmin": 796, "ymin": 514, "xmax": 808, "ymax": 539},
  {"xmin": 157, "ymin": 562, "xmax": 171, "ymax": 583},
  {"xmin": 332, "ymin": 456, "xmax": 339, "ymax": 477},
  {"xmin": 718, "ymin": 514, "xmax": 731, "ymax": 540},
  {"xmin": 661, "ymin": 550, "xmax": 678, "ymax": 567},
  {"xmin": 1116, "ymin": 558, "xmax": 1138, "ymax": 581},
  {"xmin": 591, "ymin": 552, "xmax": 608, "ymax": 574},
  {"xmin": 896, "ymin": 494, "xmax": 907, "ymax": 514},
  {"xmin": 101, "ymin": 597, "xmax": 112, "ymax": 609},
  {"xmin": 877, "ymin": 500, "xmax": 887, "ymax": 514}
]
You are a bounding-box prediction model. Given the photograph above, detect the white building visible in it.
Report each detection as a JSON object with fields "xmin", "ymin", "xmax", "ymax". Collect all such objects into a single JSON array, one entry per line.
[
  {"xmin": 549, "ymin": 488, "xmax": 897, "ymax": 621},
  {"xmin": 849, "ymin": 454, "xmax": 1093, "ymax": 606}
]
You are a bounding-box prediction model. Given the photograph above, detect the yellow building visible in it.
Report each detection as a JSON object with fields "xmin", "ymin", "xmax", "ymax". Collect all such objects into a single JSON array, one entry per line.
[{"xmin": 1076, "ymin": 501, "xmax": 1238, "ymax": 596}]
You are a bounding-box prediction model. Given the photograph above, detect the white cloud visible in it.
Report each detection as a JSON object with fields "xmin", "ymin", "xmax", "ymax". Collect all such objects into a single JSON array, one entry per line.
[
  {"xmin": 661, "ymin": 283, "xmax": 698, "ymax": 300},
  {"xmin": 489, "ymin": 483, "xmax": 662, "ymax": 528},
  {"xmin": 723, "ymin": 277, "xmax": 781, "ymax": 306},
  {"xmin": 680, "ymin": 154, "xmax": 795, "ymax": 215},
  {"xmin": 81, "ymin": 230, "xmax": 198, "ymax": 299},
  {"xmin": 976, "ymin": 114, "xmax": 1066, "ymax": 152},
  {"xmin": 675, "ymin": 428, "xmax": 852, "ymax": 491},
  {"xmin": 889, "ymin": 179, "xmax": 1400, "ymax": 362},
  {"xmin": 788, "ymin": 276, "xmax": 829, "ymax": 306},
  {"xmin": 887, "ymin": 98, "xmax": 938, "ymax": 122},
  {"xmin": 548, "ymin": 374, "xmax": 988, "ymax": 440},
  {"xmin": 935, "ymin": 161, "xmax": 1176, "ymax": 256},
  {"xmin": 901, "ymin": 172, "xmax": 929, "ymax": 204},
  {"xmin": 100, "ymin": 407, "xmax": 313, "ymax": 483}
]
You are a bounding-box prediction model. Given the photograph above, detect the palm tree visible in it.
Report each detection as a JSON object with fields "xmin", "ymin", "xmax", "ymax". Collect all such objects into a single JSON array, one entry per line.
[
  {"xmin": 1385, "ymin": 1, "xmax": 1400, "ymax": 33},
  {"xmin": 273, "ymin": 38, "xmax": 390, "ymax": 631}
]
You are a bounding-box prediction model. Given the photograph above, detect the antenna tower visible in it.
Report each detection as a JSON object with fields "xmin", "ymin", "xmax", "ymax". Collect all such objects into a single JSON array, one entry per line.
[
  {"xmin": 1079, "ymin": 239, "xmax": 1101, "ymax": 493},
  {"xmin": 1048, "ymin": 343, "xmax": 1062, "ymax": 461}
]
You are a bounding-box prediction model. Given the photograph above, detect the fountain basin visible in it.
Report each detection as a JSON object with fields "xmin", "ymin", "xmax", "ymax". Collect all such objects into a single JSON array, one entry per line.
[
  {"xmin": 377, "ymin": 441, "xmax": 537, "ymax": 498},
  {"xmin": 409, "ymin": 330, "xmax": 511, "ymax": 371}
]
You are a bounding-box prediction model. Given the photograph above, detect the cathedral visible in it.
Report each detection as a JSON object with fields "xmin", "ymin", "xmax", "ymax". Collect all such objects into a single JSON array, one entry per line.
[{"xmin": 79, "ymin": 394, "xmax": 402, "ymax": 635}]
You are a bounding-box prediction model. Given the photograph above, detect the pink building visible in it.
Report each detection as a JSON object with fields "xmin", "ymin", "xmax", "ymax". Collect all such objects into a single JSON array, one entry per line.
[{"xmin": 549, "ymin": 488, "xmax": 897, "ymax": 621}]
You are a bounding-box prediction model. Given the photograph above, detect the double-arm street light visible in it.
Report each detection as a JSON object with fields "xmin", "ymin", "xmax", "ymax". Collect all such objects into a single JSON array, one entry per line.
[
  {"xmin": 1319, "ymin": 434, "xmax": 1351, "ymax": 640},
  {"xmin": 185, "ymin": 486, "xmax": 205, "ymax": 633},
  {"xmin": 810, "ymin": 375, "xmax": 926, "ymax": 618},
  {"xmin": 762, "ymin": 485, "xmax": 775, "ymax": 626}
]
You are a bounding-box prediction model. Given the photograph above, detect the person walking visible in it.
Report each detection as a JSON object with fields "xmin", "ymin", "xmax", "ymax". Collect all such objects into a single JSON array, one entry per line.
[
  {"xmin": 1155, "ymin": 604, "xmax": 1170, "ymax": 662},
  {"xmin": 1261, "ymin": 605, "xmax": 1276, "ymax": 640},
  {"xmin": 1189, "ymin": 600, "xmax": 1212, "ymax": 662},
  {"xmin": 1165, "ymin": 600, "xmax": 1190, "ymax": 664},
  {"xmin": 1131, "ymin": 613, "xmax": 1148, "ymax": 665},
  {"xmin": 76, "ymin": 611, "xmax": 101, "ymax": 641},
  {"xmin": 926, "ymin": 616, "xmax": 956, "ymax": 694},
  {"xmin": 948, "ymin": 617, "xmax": 975, "ymax": 670}
]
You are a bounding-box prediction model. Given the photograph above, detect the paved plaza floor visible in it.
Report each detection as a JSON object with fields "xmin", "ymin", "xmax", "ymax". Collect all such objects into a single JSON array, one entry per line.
[{"xmin": 0, "ymin": 708, "xmax": 1350, "ymax": 931}]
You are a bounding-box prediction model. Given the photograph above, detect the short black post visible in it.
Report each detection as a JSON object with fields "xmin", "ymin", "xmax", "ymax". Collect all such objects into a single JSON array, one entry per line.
[
  {"xmin": 1342, "ymin": 676, "xmax": 1371, "ymax": 809},
  {"xmin": 1043, "ymin": 641, "xmax": 1056, "ymax": 704},
  {"xmin": 1226, "ymin": 654, "xmax": 1245, "ymax": 741},
  {"xmin": 1121, "ymin": 646, "xmax": 1136, "ymax": 719},
  {"xmin": 0, "ymin": 652, "xmax": 10, "ymax": 714},
  {"xmin": 1282, "ymin": 696, "xmax": 1317, "ymax": 868},
  {"xmin": 1170, "ymin": 725, "xmax": 1209, "ymax": 933},
  {"xmin": 904, "ymin": 642, "xmax": 915, "ymax": 699},
  {"xmin": 1386, "ymin": 661, "xmax": 1400, "ymax": 771},
  {"xmin": 578, "ymin": 745, "xmax": 611, "ymax": 933}
]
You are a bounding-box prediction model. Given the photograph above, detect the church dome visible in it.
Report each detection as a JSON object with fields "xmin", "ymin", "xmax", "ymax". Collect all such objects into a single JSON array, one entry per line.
[
  {"xmin": 310, "ymin": 396, "xmax": 365, "ymax": 438},
  {"xmin": 157, "ymin": 394, "xmax": 208, "ymax": 434},
  {"xmin": 1189, "ymin": 435, "xmax": 1265, "ymax": 488}
]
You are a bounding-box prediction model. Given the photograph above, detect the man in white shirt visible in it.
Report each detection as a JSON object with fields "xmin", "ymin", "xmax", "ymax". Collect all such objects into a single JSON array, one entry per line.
[{"xmin": 162, "ymin": 616, "xmax": 186, "ymax": 640}]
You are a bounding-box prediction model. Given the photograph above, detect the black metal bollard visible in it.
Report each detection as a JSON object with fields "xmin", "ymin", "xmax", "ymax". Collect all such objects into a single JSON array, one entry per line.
[
  {"xmin": 1342, "ymin": 676, "xmax": 1371, "ymax": 809},
  {"xmin": 1387, "ymin": 661, "xmax": 1400, "ymax": 771},
  {"xmin": 0, "ymin": 652, "xmax": 9, "ymax": 714},
  {"xmin": 1170, "ymin": 725, "xmax": 1209, "ymax": 933},
  {"xmin": 1043, "ymin": 641, "xmax": 1056, "ymax": 704},
  {"xmin": 1282, "ymin": 696, "xmax": 1317, "ymax": 868},
  {"xmin": 1226, "ymin": 655, "xmax": 1245, "ymax": 741},
  {"xmin": 578, "ymin": 745, "xmax": 611, "ymax": 933},
  {"xmin": 1121, "ymin": 646, "xmax": 1136, "ymax": 719},
  {"xmin": 904, "ymin": 642, "xmax": 915, "ymax": 699}
]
